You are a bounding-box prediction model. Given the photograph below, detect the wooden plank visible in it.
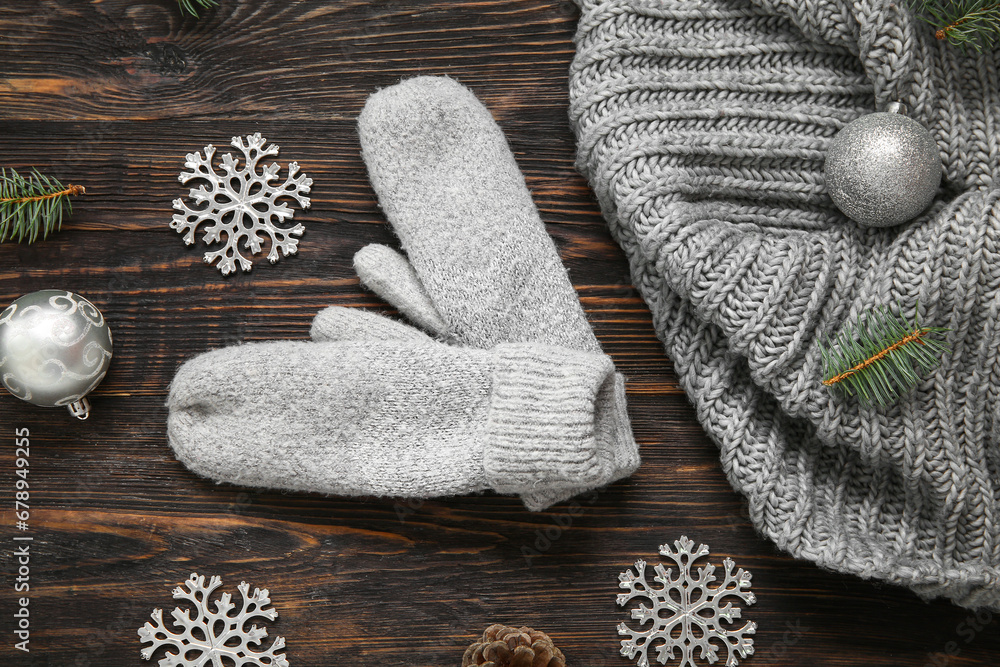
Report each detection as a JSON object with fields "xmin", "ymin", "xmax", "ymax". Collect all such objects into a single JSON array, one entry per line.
[{"xmin": 1, "ymin": 2, "xmax": 998, "ymax": 666}]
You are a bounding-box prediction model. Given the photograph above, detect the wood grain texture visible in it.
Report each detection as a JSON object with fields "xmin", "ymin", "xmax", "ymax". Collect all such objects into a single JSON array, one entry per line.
[{"xmin": 1, "ymin": 1, "xmax": 998, "ymax": 666}]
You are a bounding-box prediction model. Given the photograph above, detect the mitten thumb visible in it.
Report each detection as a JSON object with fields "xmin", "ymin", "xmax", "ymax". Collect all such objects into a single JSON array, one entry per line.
[
  {"xmin": 311, "ymin": 305, "xmax": 435, "ymax": 344},
  {"xmin": 354, "ymin": 244, "xmax": 449, "ymax": 337}
]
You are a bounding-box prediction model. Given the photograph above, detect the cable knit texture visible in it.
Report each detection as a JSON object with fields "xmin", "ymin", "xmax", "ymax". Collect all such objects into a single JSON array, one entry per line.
[{"xmin": 569, "ymin": 0, "xmax": 1000, "ymax": 607}]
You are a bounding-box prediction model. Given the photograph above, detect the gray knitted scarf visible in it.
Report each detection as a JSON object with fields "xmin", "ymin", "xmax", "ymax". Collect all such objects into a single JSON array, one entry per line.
[{"xmin": 569, "ymin": 0, "xmax": 1000, "ymax": 608}]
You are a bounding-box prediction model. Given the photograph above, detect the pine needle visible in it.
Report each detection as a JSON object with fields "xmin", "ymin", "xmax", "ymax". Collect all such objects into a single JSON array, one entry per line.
[
  {"xmin": 908, "ymin": 1, "xmax": 1000, "ymax": 52},
  {"xmin": 0, "ymin": 169, "xmax": 85, "ymax": 244},
  {"xmin": 819, "ymin": 305, "xmax": 950, "ymax": 407},
  {"xmin": 177, "ymin": 0, "xmax": 218, "ymax": 18}
]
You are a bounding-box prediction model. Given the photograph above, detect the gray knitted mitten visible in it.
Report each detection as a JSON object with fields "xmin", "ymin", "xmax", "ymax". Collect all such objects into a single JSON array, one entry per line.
[
  {"xmin": 167, "ymin": 77, "xmax": 640, "ymax": 511},
  {"xmin": 313, "ymin": 76, "xmax": 640, "ymax": 509},
  {"xmin": 168, "ymin": 340, "xmax": 626, "ymax": 500},
  {"xmin": 570, "ymin": 0, "xmax": 1000, "ymax": 607},
  {"xmin": 351, "ymin": 76, "xmax": 601, "ymax": 351}
]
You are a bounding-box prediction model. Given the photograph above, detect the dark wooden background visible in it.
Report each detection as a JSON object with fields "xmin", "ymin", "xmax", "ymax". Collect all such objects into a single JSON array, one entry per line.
[{"xmin": 1, "ymin": 1, "xmax": 998, "ymax": 665}]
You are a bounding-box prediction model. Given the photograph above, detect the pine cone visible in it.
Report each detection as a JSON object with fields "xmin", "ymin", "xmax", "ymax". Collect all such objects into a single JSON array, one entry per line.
[{"xmin": 462, "ymin": 624, "xmax": 566, "ymax": 667}]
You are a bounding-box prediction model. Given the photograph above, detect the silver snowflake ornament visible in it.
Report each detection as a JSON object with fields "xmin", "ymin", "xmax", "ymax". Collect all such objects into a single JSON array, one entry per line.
[
  {"xmin": 617, "ymin": 537, "xmax": 756, "ymax": 667},
  {"xmin": 171, "ymin": 133, "xmax": 312, "ymax": 276},
  {"xmin": 138, "ymin": 572, "xmax": 289, "ymax": 667}
]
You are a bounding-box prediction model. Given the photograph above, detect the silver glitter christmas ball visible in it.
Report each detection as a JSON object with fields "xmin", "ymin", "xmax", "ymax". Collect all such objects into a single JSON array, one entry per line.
[
  {"xmin": 825, "ymin": 107, "xmax": 942, "ymax": 228},
  {"xmin": 0, "ymin": 290, "xmax": 113, "ymax": 420}
]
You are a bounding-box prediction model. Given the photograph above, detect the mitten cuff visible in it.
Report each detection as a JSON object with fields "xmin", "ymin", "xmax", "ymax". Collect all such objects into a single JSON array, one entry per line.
[
  {"xmin": 483, "ymin": 344, "xmax": 618, "ymax": 497},
  {"xmin": 518, "ymin": 372, "xmax": 640, "ymax": 511}
]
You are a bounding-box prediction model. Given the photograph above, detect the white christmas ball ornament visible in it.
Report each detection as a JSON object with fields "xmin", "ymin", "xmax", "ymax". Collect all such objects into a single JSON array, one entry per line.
[
  {"xmin": 0, "ymin": 290, "xmax": 113, "ymax": 420},
  {"xmin": 825, "ymin": 103, "xmax": 942, "ymax": 228}
]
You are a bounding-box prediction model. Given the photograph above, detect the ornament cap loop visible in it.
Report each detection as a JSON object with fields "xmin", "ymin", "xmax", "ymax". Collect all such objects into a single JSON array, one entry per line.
[
  {"xmin": 885, "ymin": 101, "xmax": 907, "ymax": 115},
  {"xmin": 68, "ymin": 398, "xmax": 91, "ymax": 421}
]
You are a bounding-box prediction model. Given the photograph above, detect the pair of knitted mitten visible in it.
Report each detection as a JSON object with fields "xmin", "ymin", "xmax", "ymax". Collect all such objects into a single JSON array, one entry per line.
[
  {"xmin": 167, "ymin": 76, "xmax": 640, "ymax": 511},
  {"xmin": 570, "ymin": 0, "xmax": 1000, "ymax": 606}
]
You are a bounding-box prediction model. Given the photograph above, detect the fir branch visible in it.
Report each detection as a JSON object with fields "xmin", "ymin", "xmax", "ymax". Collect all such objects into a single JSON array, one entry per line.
[
  {"xmin": 0, "ymin": 169, "xmax": 85, "ymax": 244},
  {"xmin": 908, "ymin": 1, "xmax": 1000, "ymax": 52},
  {"xmin": 177, "ymin": 0, "xmax": 218, "ymax": 18},
  {"xmin": 819, "ymin": 305, "xmax": 950, "ymax": 407}
]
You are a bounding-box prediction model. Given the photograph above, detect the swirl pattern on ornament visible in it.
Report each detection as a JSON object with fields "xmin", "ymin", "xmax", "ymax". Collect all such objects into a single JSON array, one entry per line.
[{"xmin": 0, "ymin": 290, "xmax": 113, "ymax": 408}]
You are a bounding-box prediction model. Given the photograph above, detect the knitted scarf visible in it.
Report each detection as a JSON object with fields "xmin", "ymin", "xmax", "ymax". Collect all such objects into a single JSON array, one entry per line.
[{"xmin": 569, "ymin": 0, "xmax": 1000, "ymax": 608}]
